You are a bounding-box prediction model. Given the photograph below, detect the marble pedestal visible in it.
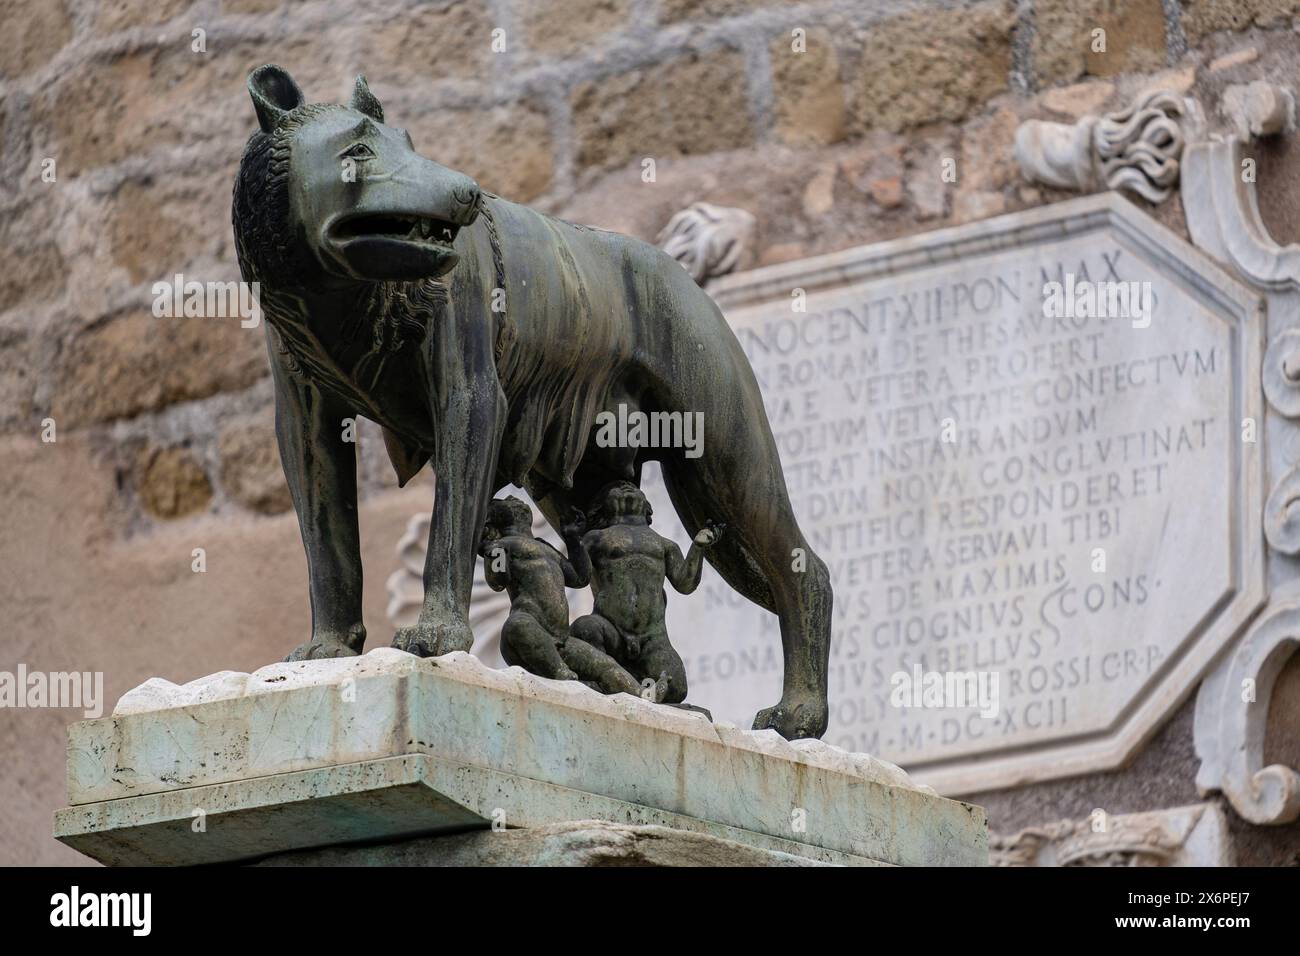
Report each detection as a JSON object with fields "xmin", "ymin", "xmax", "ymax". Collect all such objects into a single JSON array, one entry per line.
[{"xmin": 54, "ymin": 649, "xmax": 987, "ymax": 866}]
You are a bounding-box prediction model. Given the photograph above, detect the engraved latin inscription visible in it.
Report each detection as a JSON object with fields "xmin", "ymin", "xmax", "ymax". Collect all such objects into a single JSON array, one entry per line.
[{"xmin": 650, "ymin": 235, "xmax": 1238, "ymax": 772}]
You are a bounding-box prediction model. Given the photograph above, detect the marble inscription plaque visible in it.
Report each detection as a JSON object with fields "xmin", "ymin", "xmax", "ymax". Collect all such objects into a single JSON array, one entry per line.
[{"xmin": 647, "ymin": 194, "xmax": 1265, "ymax": 794}]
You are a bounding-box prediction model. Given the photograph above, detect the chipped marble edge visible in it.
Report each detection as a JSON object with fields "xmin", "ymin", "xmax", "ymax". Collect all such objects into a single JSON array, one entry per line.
[{"xmin": 107, "ymin": 648, "xmax": 935, "ymax": 795}]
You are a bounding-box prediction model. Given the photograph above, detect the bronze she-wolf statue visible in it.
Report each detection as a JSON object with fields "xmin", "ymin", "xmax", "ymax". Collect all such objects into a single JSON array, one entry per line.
[{"xmin": 231, "ymin": 64, "xmax": 833, "ymax": 739}]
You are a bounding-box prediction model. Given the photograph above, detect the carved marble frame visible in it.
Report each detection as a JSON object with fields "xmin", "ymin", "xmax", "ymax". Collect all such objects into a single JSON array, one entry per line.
[
  {"xmin": 1182, "ymin": 138, "xmax": 1300, "ymax": 292},
  {"xmin": 1185, "ymin": 133, "xmax": 1300, "ymax": 825}
]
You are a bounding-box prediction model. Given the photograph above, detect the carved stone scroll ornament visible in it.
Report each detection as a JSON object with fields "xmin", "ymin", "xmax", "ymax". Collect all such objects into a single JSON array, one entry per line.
[
  {"xmin": 1262, "ymin": 330, "xmax": 1300, "ymax": 421},
  {"xmin": 1264, "ymin": 462, "xmax": 1300, "ymax": 556},
  {"xmin": 656, "ymin": 202, "xmax": 756, "ymax": 284},
  {"xmin": 1194, "ymin": 583, "xmax": 1300, "ymax": 825},
  {"xmin": 990, "ymin": 803, "xmax": 1231, "ymax": 867},
  {"xmin": 1015, "ymin": 90, "xmax": 1195, "ymax": 203}
]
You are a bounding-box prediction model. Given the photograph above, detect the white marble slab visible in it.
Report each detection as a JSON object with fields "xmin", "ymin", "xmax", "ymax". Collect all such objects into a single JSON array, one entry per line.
[{"xmin": 58, "ymin": 649, "xmax": 986, "ymax": 866}]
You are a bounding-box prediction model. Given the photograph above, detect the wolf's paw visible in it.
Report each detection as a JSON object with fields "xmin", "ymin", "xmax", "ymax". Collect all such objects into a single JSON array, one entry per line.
[
  {"xmin": 392, "ymin": 618, "xmax": 475, "ymax": 658},
  {"xmin": 284, "ymin": 632, "xmax": 364, "ymax": 662},
  {"xmin": 752, "ymin": 693, "xmax": 829, "ymax": 741},
  {"xmin": 652, "ymin": 675, "xmax": 672, "ymax": 704}
]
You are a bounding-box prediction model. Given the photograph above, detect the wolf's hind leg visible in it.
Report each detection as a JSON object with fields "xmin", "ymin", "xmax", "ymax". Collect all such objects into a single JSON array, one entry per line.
[{"xmin": 659, "ymin": 432, "xmax": 831, "ymax": 739}]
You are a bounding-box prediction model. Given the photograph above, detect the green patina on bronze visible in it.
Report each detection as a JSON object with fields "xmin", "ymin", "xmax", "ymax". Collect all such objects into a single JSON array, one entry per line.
[{"xmin": 231, "ymin": 65, "xmax": 832, "ymax": 739}]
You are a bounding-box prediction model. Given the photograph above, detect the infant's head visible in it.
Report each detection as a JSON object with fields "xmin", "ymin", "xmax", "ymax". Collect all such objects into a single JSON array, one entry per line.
[
  {"xmin": 588, "ymin": 480, "xmax": 653, "ymax": 526},
  {"xmin": 484, "ymin": 496, "xmax": 535, "ymax": 540}
]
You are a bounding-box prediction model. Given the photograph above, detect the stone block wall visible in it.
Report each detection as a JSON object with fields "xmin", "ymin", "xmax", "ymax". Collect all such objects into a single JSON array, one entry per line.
[
  {"xmin": 5, "ymin": 0, "xmax": 1295, "ymax": 527},
  {"xmin": 3, "ymin": 0, "xmax": 1300, "ymax": 863}
]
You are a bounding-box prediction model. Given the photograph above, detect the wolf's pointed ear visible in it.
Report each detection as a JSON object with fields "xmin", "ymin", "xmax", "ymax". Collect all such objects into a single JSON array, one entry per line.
[
  {"xmin": 248, "ymin": 64, "xmax": 304, "ymax": 133},
  {"xmin": 350, "ymin": 74, "xmax": 384, "ymax": 123}
]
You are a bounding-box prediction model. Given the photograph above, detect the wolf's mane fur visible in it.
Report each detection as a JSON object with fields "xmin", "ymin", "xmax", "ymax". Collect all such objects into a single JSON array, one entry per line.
[
  {"xmin": 230, "ymin": 102, "xmax": 615, "ymax": 491},
  {"xmin": 231, "ymin": 104, "xmax": 447, "ymax": 383}
]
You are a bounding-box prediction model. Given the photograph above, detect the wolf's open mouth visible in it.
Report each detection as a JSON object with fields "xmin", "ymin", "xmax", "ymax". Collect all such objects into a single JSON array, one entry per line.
[{"xmin": 334, "ymin": 214, "xmax": 460, "ymax": 246}]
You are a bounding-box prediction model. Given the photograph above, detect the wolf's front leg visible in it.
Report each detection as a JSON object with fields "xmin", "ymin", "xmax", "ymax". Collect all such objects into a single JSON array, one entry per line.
[
  {"xmin": 270, "ymin": 353, "xmax": 367, "ymax": 662},
  {"xmin": 393, "ymin": 336, "xmax": 506, "ymax": 658}
]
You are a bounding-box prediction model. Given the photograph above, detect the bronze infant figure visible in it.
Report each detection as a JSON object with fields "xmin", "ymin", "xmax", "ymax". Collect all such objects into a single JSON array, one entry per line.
[
  {"xmin": 232, "ymin": 64, "xmax": 833, "ymax": 739},
  {"xmin": 480, "ymin": 495, "xmax": 665, "ymax": 701},
  {"xmin": 568, "ymin": 481, "xmax": 723, "ymax": 706}
]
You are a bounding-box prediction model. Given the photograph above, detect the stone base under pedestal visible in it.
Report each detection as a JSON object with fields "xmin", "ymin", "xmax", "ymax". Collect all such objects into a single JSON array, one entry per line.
[
  {"xmin": 256, "ymin": 819, "xmax": 837, "ymax": 867},
  {"xmin": 57, "ymin": 753, "xmax": 880, "ymax": 865},
  {"xmin": 55, "ymin": 649, "xmax": 987, "ymax": 867}
]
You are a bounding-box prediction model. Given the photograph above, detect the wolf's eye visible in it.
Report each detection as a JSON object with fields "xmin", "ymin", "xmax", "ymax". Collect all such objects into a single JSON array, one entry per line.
[{"xmin": 342, "ymin": 143, "xmax": 375, "ymax": 161}]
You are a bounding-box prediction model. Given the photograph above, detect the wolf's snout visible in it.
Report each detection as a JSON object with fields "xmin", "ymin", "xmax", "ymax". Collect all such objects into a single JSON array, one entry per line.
[{"xmin": 449, "ymin": 180, "xmax": 481, "ymax": 226}]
